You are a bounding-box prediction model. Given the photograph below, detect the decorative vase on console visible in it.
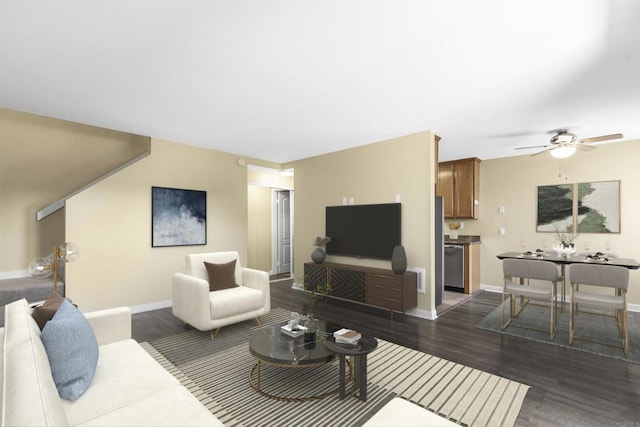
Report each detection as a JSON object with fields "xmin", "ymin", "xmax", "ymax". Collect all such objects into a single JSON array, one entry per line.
[
  {"xmin": 311, "ymin": 236, "xmax": 331, "ymax": 264},
  {"xmin": 391, "ymin": 245, "xmax": 407, "ymax": 274},
  {"xmin": 311, "ymin": 247, "xmax": 326, "ymax": 263}
]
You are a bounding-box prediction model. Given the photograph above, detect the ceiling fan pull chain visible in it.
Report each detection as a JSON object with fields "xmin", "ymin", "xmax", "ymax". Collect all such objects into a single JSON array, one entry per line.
[
  {"xmin": 557, "ymin": 159, "xmax": 569, "ymax": 180},
  {"xmin": 557, "ymin": 159, "xmax": 563, "ymax": 180}
]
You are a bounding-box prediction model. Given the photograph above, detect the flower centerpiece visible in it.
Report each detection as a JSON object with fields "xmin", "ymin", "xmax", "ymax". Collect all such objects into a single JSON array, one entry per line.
[
  {"xmin": 553, "ymin": 229, "xmax": 578, "ymax": 257},
  {"xmin": 310, "ymin": 236, "xmax": 332, "ymax": 263}
]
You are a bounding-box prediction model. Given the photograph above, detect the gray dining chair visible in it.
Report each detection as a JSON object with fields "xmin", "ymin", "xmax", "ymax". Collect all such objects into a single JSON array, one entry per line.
[
  {"xmin": 573, "ymin": 253, "xmax": 618, "ymax": 313},
  {"xmin": 502, "ymin": 258, "xmax": 561, "ymax": 339},
  {"xmin": 568, "ymin": 263, "xmax": 629, "ymax": 357}
]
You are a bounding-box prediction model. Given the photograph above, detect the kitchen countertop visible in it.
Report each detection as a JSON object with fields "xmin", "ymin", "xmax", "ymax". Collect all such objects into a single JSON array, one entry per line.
[{"xmin": 444, "ymin": 235, "xmax": 481, "ymax": 245}]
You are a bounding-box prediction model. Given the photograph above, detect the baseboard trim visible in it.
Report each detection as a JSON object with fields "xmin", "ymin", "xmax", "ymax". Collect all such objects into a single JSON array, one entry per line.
[
  {"xmin": 480, "ymin": 284, "xmax": 502, "ymax": 293},
  {"xmin": 130, "ymin": 299, "xmax": 172, "ymax": 314},
  {"xmin": 0, "ymin": 270, "xmax": 30, "ymax": 280},
  {"xmin": 406, "ymin": 307, "xmax": 438, "ymax": 320}
]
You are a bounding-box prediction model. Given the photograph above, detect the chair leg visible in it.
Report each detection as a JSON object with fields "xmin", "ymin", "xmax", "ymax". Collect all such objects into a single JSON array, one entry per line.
[
  {"xmin": 618, "ymin": 302, "xmax": 628, "ymax": 358},
  {"xmin": 255, "ymin": 317, "xmax": 262, "ymax": 326},
  {"xmin": 513, "ymin": 297, "xmax": 528, "ymax": 317},
  {"xmin": 501, "ymin": 292, "xmax": 512, "ymax": 330},
  {"xmin": 550, "ymin": 282, "xmax": 557, "ymax": 340},
  {"xmin": 550, "ymin": 308, "xmax": 555, "ymax": 340},
  {"xmin": 569, "ymin": 287, "xmax": 575, "ymax": 344},
  {"xmin": 560, "ymin": 269, "xmax": 566, "ymax": 312},
  {"xmin": 210, "ymin": 328, "xmax": 220, "ymax": 341}
]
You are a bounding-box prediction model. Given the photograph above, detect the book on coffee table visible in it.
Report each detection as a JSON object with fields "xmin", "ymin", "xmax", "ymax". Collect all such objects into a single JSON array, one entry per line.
[{"xmin": 333, "ymin": 328, "xmax": 361, "ymax": 344}]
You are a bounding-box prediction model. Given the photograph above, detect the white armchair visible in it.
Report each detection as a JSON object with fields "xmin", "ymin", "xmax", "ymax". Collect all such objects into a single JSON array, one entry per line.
[{"xmin": 172, "ymin": 251, "xmax": 270, "ymax": 340}]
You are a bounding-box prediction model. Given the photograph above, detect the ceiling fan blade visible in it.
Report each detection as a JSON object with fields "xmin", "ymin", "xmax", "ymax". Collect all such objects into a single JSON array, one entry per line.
[
  {"xmin": 515, "ymin": 144, "xmax": 552, "ymax": 150},
  {"xmin": 579, "ymin": 133, "xmax": 623, "ymax": 144},
  {"xmin": 575, "ymin": 144, "xmax": 596, "ymax": 151},
  {"xmin": 530, "ymin": 147, "xmax": 552, "ymax": 157}
]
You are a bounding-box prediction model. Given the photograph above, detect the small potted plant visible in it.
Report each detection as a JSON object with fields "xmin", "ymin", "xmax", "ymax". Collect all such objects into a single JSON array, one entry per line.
[
  {"xmin": 303, "ymin": 281, "xmax": 332, "ymax": 320},
  {"xmin": 301, "ymin": 280, "xmax": 332, "ymax": 339},
  {"xmin": 311, "ymin": 236, "xmax": 332, "ymax": 263}
]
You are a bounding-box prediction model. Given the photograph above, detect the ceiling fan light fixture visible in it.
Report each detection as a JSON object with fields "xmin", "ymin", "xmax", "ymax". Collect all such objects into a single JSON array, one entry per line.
[{"xmin": 550, "ymin": 145, "xmax": 576, "ymax": 159}]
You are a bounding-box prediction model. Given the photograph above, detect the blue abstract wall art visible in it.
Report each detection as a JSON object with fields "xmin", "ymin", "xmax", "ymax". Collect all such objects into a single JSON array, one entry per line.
[{"xmin": 152, "ymin": 186, "xmax": 207, "ymax": 247}]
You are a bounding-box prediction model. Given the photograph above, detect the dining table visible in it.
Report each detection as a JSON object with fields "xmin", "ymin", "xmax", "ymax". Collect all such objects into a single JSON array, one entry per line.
[
  {"xmin": 497, "ymin": 251, "xmax": 640, "ymax": 269},
  {"xmin": 497, "ymin": 251, "xmax": 640, "ymax": 307}
]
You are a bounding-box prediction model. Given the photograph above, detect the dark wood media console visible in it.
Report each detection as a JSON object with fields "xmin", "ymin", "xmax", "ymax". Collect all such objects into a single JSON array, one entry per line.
[{"xmin": 303, "ymin": 262, "xmax": 418, "ymax": 316}]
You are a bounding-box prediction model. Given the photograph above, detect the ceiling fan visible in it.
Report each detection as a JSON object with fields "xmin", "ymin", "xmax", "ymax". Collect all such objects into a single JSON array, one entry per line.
[{"xmin": 515, "ymin": 129, "xmax": 624, "ymax": 158}]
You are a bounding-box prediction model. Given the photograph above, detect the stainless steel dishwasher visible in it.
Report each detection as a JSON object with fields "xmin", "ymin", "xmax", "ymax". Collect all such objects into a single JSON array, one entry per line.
[{"xmin": 444, "ymin": 244, "xmax": 465, "ymax": 292}]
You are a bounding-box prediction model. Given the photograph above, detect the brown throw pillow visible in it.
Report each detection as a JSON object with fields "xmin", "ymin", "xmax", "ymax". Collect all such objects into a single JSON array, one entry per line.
[
  {"xmin": 204, "ymin": 260, "xmax": 238, "ymax": 291},
  {"xmin": 32, "ymin": 292, "xmax": 65, "ymax": 331}
]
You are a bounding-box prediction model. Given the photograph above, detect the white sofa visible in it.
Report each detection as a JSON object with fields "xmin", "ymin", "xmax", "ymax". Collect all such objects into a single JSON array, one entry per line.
[
  {"xmin": 364, "ymin": 397, "xmax": 458, "ymax": 426},
  {"xmin": 0, "ymin": 298, "xmax": 223, "ymax": 427},
  {"xmin": 172, "ymin": 251, "xmax": 270, "ymax": 339}
]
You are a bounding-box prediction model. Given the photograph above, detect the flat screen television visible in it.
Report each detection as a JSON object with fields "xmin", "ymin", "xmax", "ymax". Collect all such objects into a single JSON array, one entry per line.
[{"xmin": 325, "ymin": 203, "xmax": 401, "ymax": 260}]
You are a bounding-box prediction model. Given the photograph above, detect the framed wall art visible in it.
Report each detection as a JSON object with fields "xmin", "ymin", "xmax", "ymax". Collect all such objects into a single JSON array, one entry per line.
[
  {"xmin": 536, "ymin": 184, "xmax": 574, "ymax": 232},
  {"xmin": 152, "ymin": 186, "xmax": 207, "ymax": 247},
  {"xmin": 576, "ymin": 180, "xmax": 620, "ymax": 233},
  {"xmin": 536, "ymin": 180, "xmax": 620, "ymax": 234}
]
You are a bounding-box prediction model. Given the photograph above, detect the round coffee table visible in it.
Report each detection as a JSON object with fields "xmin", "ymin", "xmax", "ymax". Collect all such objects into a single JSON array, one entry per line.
[{"xmin": 248, "ymin": 320, "xmax": 346, "ymax": 402}]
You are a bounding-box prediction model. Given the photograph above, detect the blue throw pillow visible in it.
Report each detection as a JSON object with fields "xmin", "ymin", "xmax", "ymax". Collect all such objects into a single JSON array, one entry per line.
[{"xmin": 41, "ymin": 299, "xmax": 99, "ymax": 401}]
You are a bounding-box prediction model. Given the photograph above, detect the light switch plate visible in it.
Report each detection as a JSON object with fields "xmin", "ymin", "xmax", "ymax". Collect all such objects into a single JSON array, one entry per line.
[{"xmin": 407, "ymin": 267, "xmax": 426, "ymax": 294}]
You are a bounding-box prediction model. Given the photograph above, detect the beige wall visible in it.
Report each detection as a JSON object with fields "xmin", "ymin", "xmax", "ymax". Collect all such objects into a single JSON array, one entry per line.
[
  {"xmin": 457, "ymin": 139, "xmax": 640, "ymax": 306},
  {"xmin": 2, "ymin": 108, "xmax": 440, "ymax": 314},
  {"xmin": 286, "ymin": 131, "xmax": 438, "ymax": 315},
  {"xmin": 0, "ymin": 109, "xmax": 148, "ymax": 275},
  {"xmin": 65, "ymin": 138, "xmax": 251, "ymax": 311},
  {"xmin": 247, "ymin": 185, "xmax": 273, "ymax": 272},
  {"xmin": 15, "ymin": 105, "xmax": 637, "ymax": 313}
]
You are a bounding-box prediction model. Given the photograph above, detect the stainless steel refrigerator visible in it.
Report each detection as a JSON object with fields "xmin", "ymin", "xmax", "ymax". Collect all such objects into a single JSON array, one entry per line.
[{"xmin": 435, "ymin": 196, "xmax": 444, "ymax": 306}]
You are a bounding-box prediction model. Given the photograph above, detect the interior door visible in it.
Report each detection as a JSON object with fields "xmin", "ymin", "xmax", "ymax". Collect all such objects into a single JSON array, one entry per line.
[{"xmin": 277, "ymin": 190, "xmax": 291, "ymax": 274}]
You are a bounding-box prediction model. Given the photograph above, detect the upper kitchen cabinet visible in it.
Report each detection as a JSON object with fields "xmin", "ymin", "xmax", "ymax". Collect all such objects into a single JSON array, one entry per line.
[{"xmin": 437, "ymin": 157, "xmax": 481, "ymax": 219}]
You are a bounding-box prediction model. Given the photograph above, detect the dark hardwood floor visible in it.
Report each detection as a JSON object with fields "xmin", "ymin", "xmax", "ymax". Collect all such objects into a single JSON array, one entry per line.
[{"xmin": 132, "ymin": 281, "xmax": 640, "ymax": 426}]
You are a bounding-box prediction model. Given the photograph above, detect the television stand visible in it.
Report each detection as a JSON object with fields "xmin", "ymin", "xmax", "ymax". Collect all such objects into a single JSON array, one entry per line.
[{"xmin": 303, "ymin": 262, "xmax": 417, "ymax": 317}]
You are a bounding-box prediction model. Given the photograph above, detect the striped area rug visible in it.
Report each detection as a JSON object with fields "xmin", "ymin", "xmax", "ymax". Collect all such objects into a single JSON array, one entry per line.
[{"xmin": 143, "ymin": 308, "xmax": 529, "ymax": 427}]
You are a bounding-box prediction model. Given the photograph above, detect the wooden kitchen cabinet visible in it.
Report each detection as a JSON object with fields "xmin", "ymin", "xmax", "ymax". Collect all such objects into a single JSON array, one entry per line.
[
  {"xmin": 464, "ymin": 243, "xmax": 481, "ymax": 294},
  {"xmin": 437, "ymin": 157, "xmax": 480, "ymax": 219}
]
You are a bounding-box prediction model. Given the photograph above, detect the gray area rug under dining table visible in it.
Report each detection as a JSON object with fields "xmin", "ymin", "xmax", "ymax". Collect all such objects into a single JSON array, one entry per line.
[{"xmin": 477, "ymin": 300, "xmax": 640, "ymax": 363}]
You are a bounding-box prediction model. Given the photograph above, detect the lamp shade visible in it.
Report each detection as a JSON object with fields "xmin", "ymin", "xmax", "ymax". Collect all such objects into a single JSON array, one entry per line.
[{"xmin": 550, "ymin": 145, "xmax": 576, "ymax": 159}]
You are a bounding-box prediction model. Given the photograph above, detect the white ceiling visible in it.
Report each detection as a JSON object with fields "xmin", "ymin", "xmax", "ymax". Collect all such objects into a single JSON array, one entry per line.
[{"xmin": 1, "ymin": 0, "xmax": 639, "ymax": 163}]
